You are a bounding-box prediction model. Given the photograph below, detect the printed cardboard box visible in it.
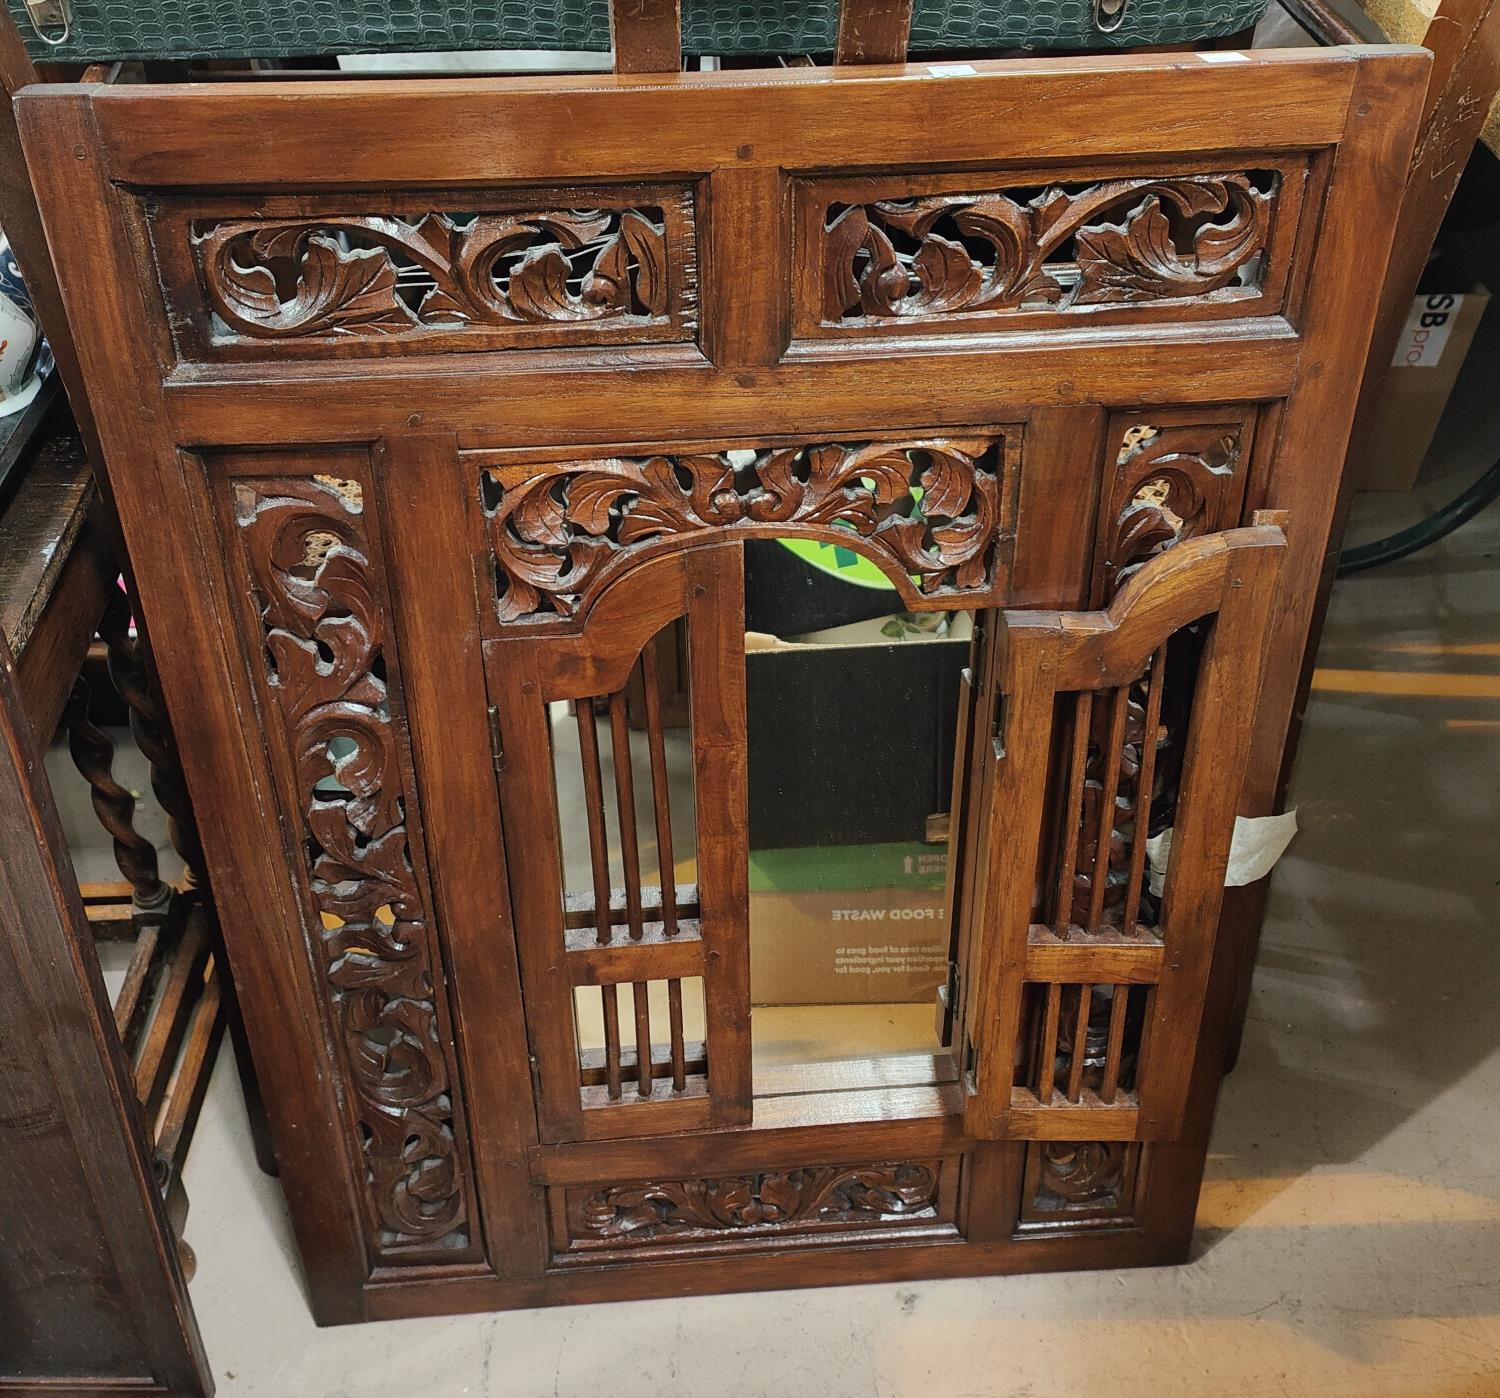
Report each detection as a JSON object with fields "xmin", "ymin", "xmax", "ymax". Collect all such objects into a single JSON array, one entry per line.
[{"xmin": 749, "ymin": 842, "xmax": 949, "ymax": 1005}]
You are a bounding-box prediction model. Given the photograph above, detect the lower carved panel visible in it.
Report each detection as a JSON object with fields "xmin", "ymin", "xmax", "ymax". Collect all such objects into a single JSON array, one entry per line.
[
  {"xmin": 552, "ymin": 1159, "xmax": 957, "ymax": 1258},
  {"xmin": 1017, "ymin": 1141, "xmax": 1144, "ymax": 1233}
]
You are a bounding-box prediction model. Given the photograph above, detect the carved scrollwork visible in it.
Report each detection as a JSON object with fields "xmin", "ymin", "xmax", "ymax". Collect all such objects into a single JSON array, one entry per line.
[
  {"xmin": 1101, "ymin": 422, "xmax": 1240, "ymax": 595},
  {"xmin": 195, "ymin": 204, "xmax": 677, "ymax": 341},
  {"xmin": 1029, "ymin": 1141, "xmax": 1134, "ymax": 1216},
  {"xmin": 483, "ymin": 437, "xmax": 1010, "ymax": 625},
  {"xmin": 570, "ymin": 1162, "xmax": 939, "ymax": 1241},
  {"xmin": 824, "ymin": 173, "xmax": 1273, "ymax": 323},
  {"xmin": 235, "ymin": 474, "xmax": 469, "ymax": 1256}
]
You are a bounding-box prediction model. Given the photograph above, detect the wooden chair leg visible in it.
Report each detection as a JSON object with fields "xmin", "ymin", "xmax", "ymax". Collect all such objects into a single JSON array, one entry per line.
[
  {"xmin": 609, "ymin": 0, "xmax": 682, "ymax": 73},
  {"xmin": 835, "ymin": 0, "xmax": 914, "ymax": 63}
]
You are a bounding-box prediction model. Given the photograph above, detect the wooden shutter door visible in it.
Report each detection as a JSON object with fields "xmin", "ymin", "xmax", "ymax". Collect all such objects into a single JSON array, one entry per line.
[
  {"xmin": 958, "ymin": 521, "xmax": 1287, "ymax": 1142},
  {"xmin": 486, "ymin": 546, "xmax": 751, "ymax": 1143}
]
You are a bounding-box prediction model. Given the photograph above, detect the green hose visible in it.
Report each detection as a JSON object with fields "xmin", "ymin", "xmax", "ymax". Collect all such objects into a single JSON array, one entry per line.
[{"xmin": 1337, "ymin": 458, "xmax": 1500, "ymax": 575}]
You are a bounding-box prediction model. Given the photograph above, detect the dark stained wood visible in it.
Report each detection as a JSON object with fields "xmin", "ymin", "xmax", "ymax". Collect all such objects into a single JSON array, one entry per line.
[
  {"xmin": 0, "ymin": 625, "xmax": 210, "ymax": 1394},
  {"xmin": 154, "ymin": 948, "xmax": 225, "ymax": 1179},
  {"xmin": 12, "ymin": 45, "xmax": 1430, "ymax": 1321},
  {"xmin": 609, "ymin": 0, "xmax": 682, "ymax": 74},
  {"xmin": 835, "ymin": 0, "xmax": 914, "ymax": 63},
  {"xmin": 0, "ymin": 425, "xmax": 114, "ymax": 737}
]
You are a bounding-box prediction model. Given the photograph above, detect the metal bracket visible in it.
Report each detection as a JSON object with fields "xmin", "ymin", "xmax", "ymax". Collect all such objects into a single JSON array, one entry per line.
[
  {"xmin": 23, "ymin": 0, "xmax": 71, "ymax": 45},
  {"xmin": 1092, "ymin": 0, "xmax": 1128, "ymax": 32}
]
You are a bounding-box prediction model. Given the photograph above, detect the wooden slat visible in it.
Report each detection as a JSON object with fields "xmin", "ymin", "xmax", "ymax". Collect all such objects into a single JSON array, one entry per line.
[
  {"xmin": 1053, "ymin": 690, "xmax": 1092, "ymax": 935},
  {"xmin": 1006, "ymin": 1091, "xmax": 1141, "ymax": 1141},
  {"xmin": 1122, "ymin": 643, "xmax": 1168, "ymax": 936},
  {"xmin": 578, "ymin": 1039, "xmax": 705, "ymax": 1087},
  {"xmin": 608, "ymin": 689, "xmax": 645, "ymax": 942},
  {"xmin": 565, "ymin": 934, "xmax": 705, "ymax": 986},
  {"xmin": 133, "ymin": 913, "xmax": 209, "ymax": 1115},
  {"xmin": 1023, "ymin": 930, "xmax": 1165, "ymax": 984},
  {"xmin": 1066, "ymin": 984, "xmax": 1092, "ymax": 1102},
  {"xmin": 562, "ymin": 883, "xmax": 699, "ymax": 930},
  {"xmin": 609, "ymin": 0, "xmax": 682, "ymax": 74},
  {"xmin": 640, "ymin": 643, "xmax": 678, "ymax": 936},
  {"xmin": 835, "ymin": 0, "xmax": 914, "ymax": 63},
  {"xmin": 575, "ymin": 692, "xmax": 624, "ymax": 1095},
  {"xmin": 1035, "ymin": 982, "xmax": 1060, "ymax": 1101},
  {"xmin": 154, "ymin": 956, "xmax": 224, "ymax": 1174},
  {"xmin": 112, "ymin": 919, "xmax": 166, "ymax": 1054},
  {"xmin": 1087, "ymin": 686, "xmax": 1131, "ymax": 934},
  {"xmin": 600, "ymin": 987, "xmax": 623, "ymax": 1101},
  {"xmin": 1100, "ymin": 985, "xmax": 1130, "ymax": 1105},
  {"xmin": 575, "ymin": 697, "xmax": 613, "ymax": 948}
]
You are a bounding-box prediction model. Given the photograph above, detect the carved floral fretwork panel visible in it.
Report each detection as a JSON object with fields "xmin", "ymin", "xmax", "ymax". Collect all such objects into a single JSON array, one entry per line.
[
  {"xmin": 479, "ymin": 434, "xmax": 1018, "ymax": 628},
  {"xmin": 565, "ymin": 1161, "xmax": 942, "ymax": 1246},
  {"xmin": 233, "ymin": 472, "xmax": 472, "ymax": 1259},
  {"xmin": 800, "ymin": 168, "xmax": 1296, "ymax": 335},
  {"xmin": 1019, "ymin": 1141, "xmax": 1142, "ymax": 1229},
  {"xmin": 162, "ymin": 186, "xmax": 697, "ymax": 355}
]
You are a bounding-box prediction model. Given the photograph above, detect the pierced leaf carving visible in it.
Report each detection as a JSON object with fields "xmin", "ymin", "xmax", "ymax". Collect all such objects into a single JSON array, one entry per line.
[
  {"xmin": 483, "ymin": 437, "xmax": 1010, "ymax": 625},
  {"xmin": 235, "ymin": 475, "xmax": 469, "ymax": 1257},
  {"xmin": 196, "ymin": 203, "xmax": 678, "ymax": 341},
  {"xmin": 570, "ymin": 1162, "xmax": 940, "ymax": 1242},
  {"xmin": 823, "ymin": 173, "xmax": 1273, "ymax": 323}
]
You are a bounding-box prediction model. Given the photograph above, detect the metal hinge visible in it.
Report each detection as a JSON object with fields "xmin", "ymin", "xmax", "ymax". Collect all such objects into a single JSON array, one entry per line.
[
  {"xmin": 486, "ymin": 704, "xmax": 504, "ymax": 776},
  {"xmin": 23, "ymin": 0, "xmax": 71, "ymax": 46}
]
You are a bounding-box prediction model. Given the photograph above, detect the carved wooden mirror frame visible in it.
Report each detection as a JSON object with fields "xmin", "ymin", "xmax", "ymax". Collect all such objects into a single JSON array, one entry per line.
[{"xmin": 17, "ymin": 43, "xmax": 1427, "ymax": 1321}]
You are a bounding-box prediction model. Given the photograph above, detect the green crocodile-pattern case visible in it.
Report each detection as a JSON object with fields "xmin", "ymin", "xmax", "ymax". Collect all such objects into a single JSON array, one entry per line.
[{"xmin": 8, "ymin": 0, "xmax": 1267, "ymax": 63}]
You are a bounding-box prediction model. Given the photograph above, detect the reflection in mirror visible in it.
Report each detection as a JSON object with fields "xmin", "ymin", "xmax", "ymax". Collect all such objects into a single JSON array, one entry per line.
[
  {"xmin": 548, "ymin": 541, "xmax": 973, "ymax": 1102},
  {"xmin": 743, "ymin": 539, "xmax": 967, "ymax": 1091}
]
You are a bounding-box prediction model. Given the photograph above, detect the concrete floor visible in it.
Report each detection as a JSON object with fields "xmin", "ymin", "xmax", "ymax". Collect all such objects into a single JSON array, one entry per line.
[{"xmin": 56, "ymin": 333, "xmax": 1500, "ymax": 1396}]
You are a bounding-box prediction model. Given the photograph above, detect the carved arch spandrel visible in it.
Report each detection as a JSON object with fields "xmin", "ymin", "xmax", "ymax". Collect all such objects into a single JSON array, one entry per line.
[
  {"xmin": 470, "ymin": 431, "xmax": 1022, "ymax": 634},
  {"xmin": 216, "ymin": 462, "xmax": 478, "ymax": 1264}
]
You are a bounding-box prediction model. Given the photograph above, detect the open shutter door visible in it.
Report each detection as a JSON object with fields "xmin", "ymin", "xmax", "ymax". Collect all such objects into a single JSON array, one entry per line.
[
  {"xmin": 958, "ymin": 521, "xmax": 1286, "ymax": 1143},
  {"xmin": 486, "ymin": 547, "xmax": 752, "ymax": 1144}
]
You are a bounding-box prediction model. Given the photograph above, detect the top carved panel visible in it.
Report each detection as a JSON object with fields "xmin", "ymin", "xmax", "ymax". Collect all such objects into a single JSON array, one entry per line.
[
  {"xmin": 147, "ymin": 185, "xmax": 699, "ymax": 359},
  {"xmin": 794, "ymin": 160, "xmax": 1308, "ymax": 340}
]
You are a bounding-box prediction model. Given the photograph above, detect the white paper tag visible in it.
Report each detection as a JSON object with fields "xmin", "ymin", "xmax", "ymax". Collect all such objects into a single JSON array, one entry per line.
[
  {"xmin": 1146, "ymin": 810, "xmax": 1299, "ymax": 896},
  {"xmin": 926, "ymin": 63, "xmax": 978, "ymax": 76},
  {"xmin": 1391, "ymin": 293, "xmax": 1465, "ymax": 367},
  {"xmin": 1196, "ymin": 50, "xmax": 1250, "ymax": 62}
]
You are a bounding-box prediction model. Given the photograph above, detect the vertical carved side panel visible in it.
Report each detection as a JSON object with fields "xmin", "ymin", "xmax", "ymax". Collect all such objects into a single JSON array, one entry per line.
[{"xmin": 229, "ymin": 470, "xmax": 475, "ymax": 1261}]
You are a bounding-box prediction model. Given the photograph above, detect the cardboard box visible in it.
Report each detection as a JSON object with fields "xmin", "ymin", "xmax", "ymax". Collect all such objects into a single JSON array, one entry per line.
[
  {"xmin": 749, "ymin": 842, "xmax": 949, "ymax": 1005},
  {"xmin": 1361, "ymin": 285, "xmax": 1490, "ymax": 491}
]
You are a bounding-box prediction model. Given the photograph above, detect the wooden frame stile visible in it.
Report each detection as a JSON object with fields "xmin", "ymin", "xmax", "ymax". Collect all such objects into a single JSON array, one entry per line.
[{"xmin": 14, "ymin": 44, "xmax": 1429, "ymax": 1321}]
